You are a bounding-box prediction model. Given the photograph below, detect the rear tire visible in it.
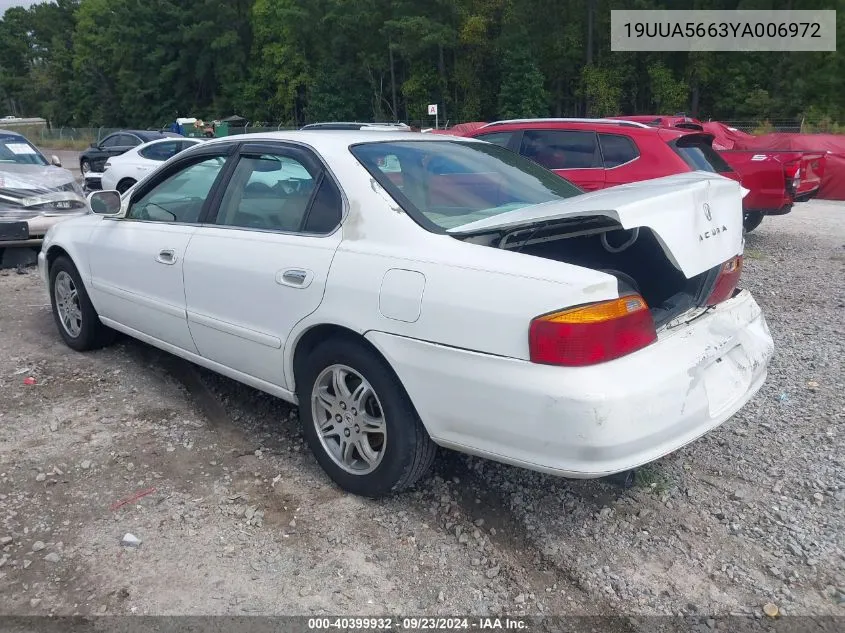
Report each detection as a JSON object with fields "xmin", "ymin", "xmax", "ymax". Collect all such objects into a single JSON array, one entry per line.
[
  {"xmin": 297, "ymin": 338, "xmax": 436, "ymax": 497},
  {"xmin": 743, "ymin": 211, "xmax": 764, "ymax": 233},
  {"xmin": 49, "ymin": 256, "xmax": 115, "ymax": 351}
]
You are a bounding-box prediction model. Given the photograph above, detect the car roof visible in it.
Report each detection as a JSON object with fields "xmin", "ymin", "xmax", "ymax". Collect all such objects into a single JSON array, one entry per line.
[
  {"xmin": 474, "ymin": 118, "xmax": 699, "ymax": 140},
  {"xmin": 477, "ymin": 119, "xmax": 658, "ymax": 134},
  {"xmin": 301, "ymin": 122, "xmax": 410, "ymax": 130},
  {"xmin": 0, "ymin": 128, "xmax": 25, "ymax": 138},
  {"xmin": 196, "ymin": 130, "xmax": 471, "ymax": 151},
  {"xmin": 108, "ymin": 129, "xmax": 169, "ymax": 139},
  {"xmin": 139, "ymin": 136, "xmax": 203, "ymax": 146}
]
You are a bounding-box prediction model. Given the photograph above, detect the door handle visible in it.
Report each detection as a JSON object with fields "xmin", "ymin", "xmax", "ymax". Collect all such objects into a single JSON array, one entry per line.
[
  {"xmin": 156, "ymin": 249, "xmax": 177, "ymax": 265},
  {"xmin": 276, "ymin": 268, "xmax": 314, "ymax": 288}
]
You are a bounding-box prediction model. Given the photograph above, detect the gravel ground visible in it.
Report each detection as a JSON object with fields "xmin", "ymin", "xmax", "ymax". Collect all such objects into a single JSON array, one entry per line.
[{"xmin": 0, "ymin": 200, "xmax": 843, "ymax": 620}]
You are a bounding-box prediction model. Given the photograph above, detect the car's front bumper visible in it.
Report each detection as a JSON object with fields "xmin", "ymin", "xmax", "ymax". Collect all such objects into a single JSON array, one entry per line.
[
  {"xmin": 0, "ymin": 213, "xmax": 87, "ymax": 247},
  {"xmin": 37, "ymin": 248, "xmax": 48, "ymax": 284},
  {"xmin": 366, "ymin": 289, "xmax": 774, "ymax": 478}
]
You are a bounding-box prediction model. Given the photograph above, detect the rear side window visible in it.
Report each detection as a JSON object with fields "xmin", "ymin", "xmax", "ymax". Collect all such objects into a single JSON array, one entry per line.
[
  {"xmin": 303, "ymin": 178, "xmax": 343, "ymax": 234},
  {"xmin": 216, "ymin": 154, "xmax": 317, "ymax": 232},
  {"xmin": 473, "ymin": 132, "xmax": 514, "ymax": 148},
  {"xmin": 672, "ymin": 135, "xmax": 733, "ymax": 174},
  {"xmin": 598, "ymin": 134, "xmax": 639, "ymax": 167},
  {"xmin": 139, "ymin": 141, "xmax": 181, "ymax": 161},
  {"xmin": 519, "ymin": 130, "xmax": 601, "ymax": 170}
]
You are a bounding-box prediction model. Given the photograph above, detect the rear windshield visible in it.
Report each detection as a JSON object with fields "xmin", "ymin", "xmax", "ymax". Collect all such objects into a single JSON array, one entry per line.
[
  {"xmin": 350, "ymin": 140, "xmax": 582, "ymax": 231},
  {"xmin": 671, "ymin": 135, "xmax": 733, "ymax": 174},
  {"xmin": 0, "ymin": 135, "xmax": 48, "ymax": 166}
]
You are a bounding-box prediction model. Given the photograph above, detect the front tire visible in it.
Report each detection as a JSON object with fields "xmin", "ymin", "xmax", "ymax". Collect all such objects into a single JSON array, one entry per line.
[
  {"xmin": 297, "ymin": 338, "xmax": 436, "ymax": 497},
  {"xmin": 80, "ymin": 159, "xmax": 91, "ymax": 174},
  {"xmin": 743, "ymin": 211, "xmax": 764, "ymax": 233},
  {"xmin": 49, "ymin": 256, "xmax": 115, "ymax": 351}
]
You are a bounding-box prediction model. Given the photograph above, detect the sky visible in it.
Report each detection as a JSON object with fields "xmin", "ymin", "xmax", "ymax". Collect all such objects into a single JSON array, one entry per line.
[{"xmin": 0, "ymin": 0, "xmax": 39, "ymax": 13}]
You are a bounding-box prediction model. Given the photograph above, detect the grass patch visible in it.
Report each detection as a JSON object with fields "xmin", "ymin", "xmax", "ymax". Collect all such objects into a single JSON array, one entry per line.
[
  {"xmin": 744, "ymin": 247, "xmax": 766, "ymax": 260},
  {"xmin": 635, "ymin": 463, "xmax": 674, "ymax": 495},
  {"xmin": 38, "ymin": 138, "xmax": 94, "ymax": 151}
]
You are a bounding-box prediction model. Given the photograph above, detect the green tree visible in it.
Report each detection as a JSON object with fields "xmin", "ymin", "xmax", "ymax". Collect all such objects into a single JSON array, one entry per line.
[
  {"xmin": 648, "ymin": 61, "xmax": 687, "ymax": 113},
  {"xmin": 497, "ymin": 47, "xmax": 548, "ymax": 119}
]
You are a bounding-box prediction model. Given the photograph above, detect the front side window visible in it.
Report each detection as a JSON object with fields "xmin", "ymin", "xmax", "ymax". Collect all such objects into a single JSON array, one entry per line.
[
  {"xmin": 0, "ymin": 135, "xmax": 48, "ymax": 166},
  {"xmin": 519, "ymin": 130, "xmax": 602, "ymax": 170},
  {"xmin": 351, "ymin": 140, "xmax": 581, "ymax": 231},
  {"xmin": 120, "ymin": 134, "xmax": 142, "ymax": 147},
  {"xmin": 126, "ymin": 156, "xmax": 227, "ymax": 223},
  {"xmin": 139, "ymin": 141, "xmax": 182, "ymax": 162},
  {"xmin": 215, "ymin": 153, "xmax": 339, "ymax": 233}
]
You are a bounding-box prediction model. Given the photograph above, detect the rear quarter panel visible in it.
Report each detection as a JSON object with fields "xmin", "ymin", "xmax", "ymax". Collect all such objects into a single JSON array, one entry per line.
[
  {"xmin": 280, "ymin": 152, "xmax": 620, "ymax": 382},
  {"xmin": 720, "ymin": 151, "xmax": 790, "ymax": 211},
  {"xmin": 606, "ymin": 133, "xmax": 692, "ymax": 186}
]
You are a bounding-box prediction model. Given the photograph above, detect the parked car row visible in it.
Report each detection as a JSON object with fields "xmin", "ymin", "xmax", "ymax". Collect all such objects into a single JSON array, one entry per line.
[
  {"xmin": 444, "ymin": 117, "xmax": 826, "ymax": 233},
  {"xmin": 611, "ymin": 115, "xmax": 826, "ymax": 231},
  {"xmin": 36, "ymin": 129, "xmax": 774, "ymax": 497}
]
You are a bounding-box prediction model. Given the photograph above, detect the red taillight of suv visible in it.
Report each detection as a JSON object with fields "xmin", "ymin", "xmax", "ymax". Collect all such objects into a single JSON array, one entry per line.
[
  {"xmin": 705, "ymin": 255, "xmax": 743, "ymax": 306},
  {"xmin": 529, "ymin": 295, "xmax": 657, "ymax": 367},
  {"xmin": 783, "ymin": 160, "xmax": 801, "ymax": 195}
]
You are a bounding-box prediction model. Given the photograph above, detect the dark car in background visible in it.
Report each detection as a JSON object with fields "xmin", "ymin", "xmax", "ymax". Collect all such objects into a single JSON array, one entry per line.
[{"xmin": 79, "ymin": 130, "xmax": 180, "ymax": 174}]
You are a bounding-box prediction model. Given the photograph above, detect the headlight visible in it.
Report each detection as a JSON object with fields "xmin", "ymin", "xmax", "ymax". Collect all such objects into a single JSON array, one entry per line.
[{"xmin": 103, "ymin": 161, "xmax": 112, "ymax": 172}]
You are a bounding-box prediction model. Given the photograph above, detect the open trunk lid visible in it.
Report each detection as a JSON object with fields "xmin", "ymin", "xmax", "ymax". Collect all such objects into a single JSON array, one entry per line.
[{"xmin": 449, "ymin": 171, "xmax": 744, "ymax": 279}]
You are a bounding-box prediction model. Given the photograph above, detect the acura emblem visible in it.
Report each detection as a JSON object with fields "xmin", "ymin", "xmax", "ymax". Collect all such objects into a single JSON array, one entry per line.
[{"xmin": 703, "ymin": 203, "xmax": 712, "ymax": 221}]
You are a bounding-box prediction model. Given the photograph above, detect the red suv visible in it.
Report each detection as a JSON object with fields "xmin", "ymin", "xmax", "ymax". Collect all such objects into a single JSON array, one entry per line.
[{"xmin": 462, "ymin": 118, "xmax": 735, "ymax": 192}]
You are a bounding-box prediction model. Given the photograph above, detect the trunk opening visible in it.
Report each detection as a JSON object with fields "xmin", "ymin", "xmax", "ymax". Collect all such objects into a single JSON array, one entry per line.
[{"xmin": 461, "ymin": 216, "xmax": 721, "ymax": 328}]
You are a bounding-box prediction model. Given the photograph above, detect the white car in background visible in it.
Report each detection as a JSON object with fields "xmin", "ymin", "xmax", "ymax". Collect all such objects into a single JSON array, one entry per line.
[
  {"xmin": 38, "ymin": 132, "xmax": 773, "ymax": 498},
  {"xmin": 101, "ymin": 137, "xmax": 205, "ymax": 193}
]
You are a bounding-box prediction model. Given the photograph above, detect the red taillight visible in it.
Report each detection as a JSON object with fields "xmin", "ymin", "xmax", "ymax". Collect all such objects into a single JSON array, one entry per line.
[
  {"xmin": 529, "ymin": 295, "xmax": 657, "ymax": 367},
  {"xmin": 706, "ymin": 255, "xmax": 743, "ymax": 306},
  {"xmin": 783, "ymin": 161, "xmax": 801, "ymax": 194}
]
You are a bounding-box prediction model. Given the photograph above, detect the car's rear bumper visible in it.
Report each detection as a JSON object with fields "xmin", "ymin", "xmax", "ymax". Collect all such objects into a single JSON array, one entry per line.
[
  {"xmin": 761, "ymin": 203, "xmax": 794, "ymax": 216},
  {"xmin": 366, "ymin": 289, "xmax": 773, "ymax": 478}
]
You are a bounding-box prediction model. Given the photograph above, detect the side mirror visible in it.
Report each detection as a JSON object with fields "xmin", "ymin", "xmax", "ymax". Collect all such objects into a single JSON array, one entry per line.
[
  {"xmin": 87, "ymin": 190, "xmax": 122, "ymax": 216},
  {"xmin": 50, "ymin": 154, "xmax": 62, "ymax": 167}
]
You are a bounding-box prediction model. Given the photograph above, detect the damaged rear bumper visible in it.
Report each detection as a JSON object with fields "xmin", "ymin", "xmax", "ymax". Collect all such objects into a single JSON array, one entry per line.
[{"xmin": 365, "ymin": 289, "xmax": 774, "ymax": 478}]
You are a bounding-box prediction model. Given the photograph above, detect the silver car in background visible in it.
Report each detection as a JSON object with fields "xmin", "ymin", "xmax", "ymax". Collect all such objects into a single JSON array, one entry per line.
[{"xmin": 0, "ymin": 129, "xmax": 86, "ymax": 247}]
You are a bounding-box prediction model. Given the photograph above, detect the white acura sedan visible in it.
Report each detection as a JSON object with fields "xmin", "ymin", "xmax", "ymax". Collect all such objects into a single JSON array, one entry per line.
[
  {"xmin": 100, "ymin": 137, "xmax": 205, "ymax": 193},
  {"xmin": 38, "ymin": 131, "xmax": 774, "ymax": 497}
]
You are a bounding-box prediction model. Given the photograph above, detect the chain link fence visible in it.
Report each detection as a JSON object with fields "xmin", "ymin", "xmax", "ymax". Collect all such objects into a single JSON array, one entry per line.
[{"xmin": 711, "ymin": 120, "xmax": 802, "ymax": 133}]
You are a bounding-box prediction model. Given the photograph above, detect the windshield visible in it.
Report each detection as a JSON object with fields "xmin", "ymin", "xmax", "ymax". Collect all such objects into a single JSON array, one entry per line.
[
  {"xmin": 351, "ymin": 140, "xmax": 582, "ymax": 230},
  {"xmin": 0, "ymin": 135, "xmax": 48, "ymax": 166}
]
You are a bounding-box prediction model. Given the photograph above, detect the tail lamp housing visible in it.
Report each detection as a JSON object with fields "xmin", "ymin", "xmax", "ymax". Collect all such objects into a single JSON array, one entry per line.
[
  {"xmin": 529, "ymin": 294, "xmax": 657, "ymax": 367},
  {"xmin": 705, "ymin": 255, "xmax": 743, "ymax": 306},
  {"xmin": 783, "ymin": 161, "xmax": 801, "ymax": 195}
]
